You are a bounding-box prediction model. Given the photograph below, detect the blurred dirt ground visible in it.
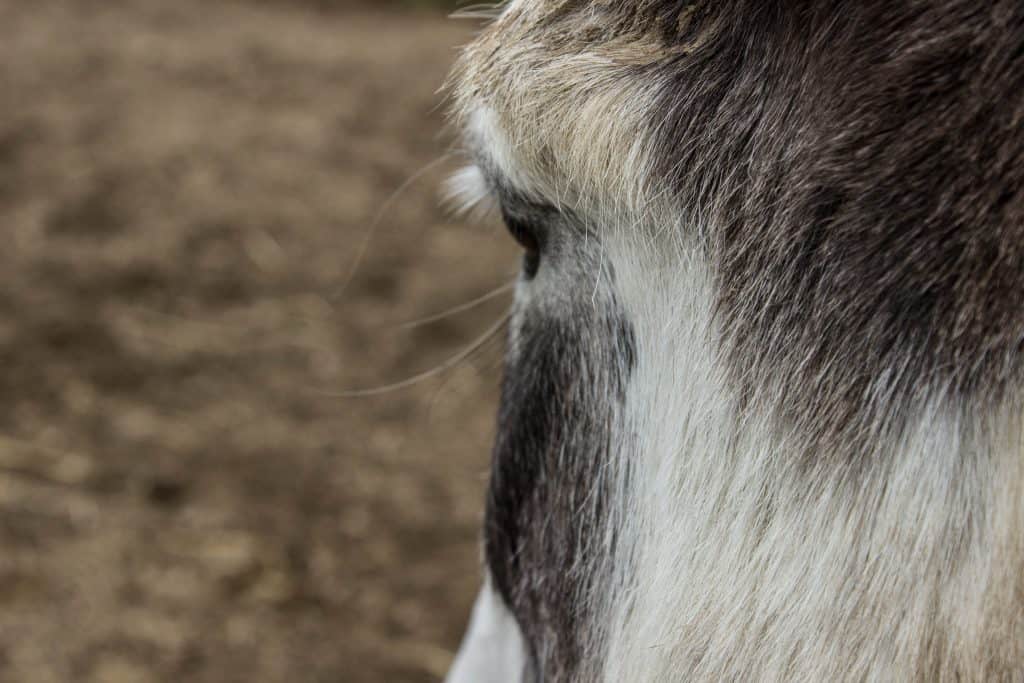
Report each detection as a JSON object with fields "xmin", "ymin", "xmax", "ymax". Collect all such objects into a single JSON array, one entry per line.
[{"xmin": 0, "ymin": 1, "xmax": 513, "ymax": 681}]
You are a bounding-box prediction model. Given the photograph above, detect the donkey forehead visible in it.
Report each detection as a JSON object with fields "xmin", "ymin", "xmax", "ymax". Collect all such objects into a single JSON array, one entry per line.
[{"xmin": 451, "ymin": 1, "xmax": 706, "ymax": 218}]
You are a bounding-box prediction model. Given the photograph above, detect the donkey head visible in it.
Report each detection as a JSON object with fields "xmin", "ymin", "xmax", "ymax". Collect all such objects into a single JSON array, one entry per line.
[{"xmin": 446, "ymin": 2, "xmax": 1024, "ymax": 680}]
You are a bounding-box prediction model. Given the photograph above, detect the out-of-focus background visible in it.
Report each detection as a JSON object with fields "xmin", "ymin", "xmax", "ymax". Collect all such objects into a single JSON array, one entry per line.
[{"xmin": 0, "ymin": 1, "xmax": 513, "ymax": 681}]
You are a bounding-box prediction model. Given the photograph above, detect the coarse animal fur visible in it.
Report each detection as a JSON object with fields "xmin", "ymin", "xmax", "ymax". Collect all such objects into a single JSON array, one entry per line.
[{"xmin": 445, "ymin": 1, "xmax": 1024, "ymax": 681}]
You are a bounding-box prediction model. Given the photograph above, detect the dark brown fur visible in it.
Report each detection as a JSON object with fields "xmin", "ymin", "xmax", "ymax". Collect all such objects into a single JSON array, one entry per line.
[{"xmin": 642, "ymin": 0, "xmax": 1024, "ymax": 456}]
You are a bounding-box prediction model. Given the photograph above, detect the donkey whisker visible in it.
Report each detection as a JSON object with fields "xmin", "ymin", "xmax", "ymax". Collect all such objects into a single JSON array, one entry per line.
[
  {"xmin": 388, "ymin": 279, "xmax": 516, "ymax": 331},
  {"xmin": 322, "ymin": 311, "xmax": 510, "ymax": 398},
  {"xmin": 331, "ymin": 153, "xmax": 454, "ymax": 303}
]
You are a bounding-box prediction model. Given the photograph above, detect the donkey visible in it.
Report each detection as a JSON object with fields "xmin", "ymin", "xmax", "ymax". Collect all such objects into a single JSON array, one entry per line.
[{"xmin": 444, "ymin": 1, "xmax": 1024, "ymax": 681}]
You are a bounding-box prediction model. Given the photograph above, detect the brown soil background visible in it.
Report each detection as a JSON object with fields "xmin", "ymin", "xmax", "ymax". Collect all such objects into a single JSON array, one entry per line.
[{"xmin": 0, "ymin": 2, "xmax": 512, "ymax": 681}]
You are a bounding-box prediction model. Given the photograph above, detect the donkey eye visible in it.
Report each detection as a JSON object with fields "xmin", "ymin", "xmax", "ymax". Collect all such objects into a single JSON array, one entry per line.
[{"xmin": 502, "ymin": 211, "xmax": 542, "ymax": 279}]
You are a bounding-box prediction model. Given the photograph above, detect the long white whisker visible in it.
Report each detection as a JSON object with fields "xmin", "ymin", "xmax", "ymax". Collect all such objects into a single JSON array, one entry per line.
[
  {"xmin": 391, "ymin": 280, "xmax": 516, "ymax": 331},
  {"xmin": 331, "ymin": 154, "xmax": 453, "ymax": 302},
  {"xmin": 321, "ymin": 311, "xmax": 511, "ymax": 398}
]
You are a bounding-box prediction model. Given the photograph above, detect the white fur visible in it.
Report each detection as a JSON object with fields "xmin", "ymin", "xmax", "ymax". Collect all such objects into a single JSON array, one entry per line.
[
  {"xmin": 601, "ymin": 229, "xmax": 1023, "ymax": 680},
  {"xmin": 444, "ymin": 163, "xmax": 496, "ymax": 219},
  {"xmin": 446, "ymin": 576, "xmax": 528, "ymax": 683}
]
